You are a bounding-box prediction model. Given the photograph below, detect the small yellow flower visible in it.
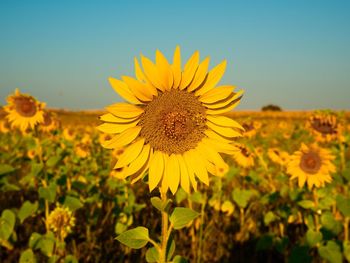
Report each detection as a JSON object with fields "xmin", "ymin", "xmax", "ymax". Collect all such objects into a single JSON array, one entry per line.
[
  {"xmin": 63, "ymin": 127, "xmax": 75, "ymax": 141},
  {"xmin": 268, "ymin": 148, "xmax": 290, "ymax": 166},
  {"xmin": 47, "ymin": 205, "xmax": 75, "ymax": 240},
  {"xmin": 40, "ymin": 111, "xmax": 59, "ymax": 133},
  {"xmin": 0, "ymin": 119, "xmax": 11, "ymax": 133},
  {"xmin": 4, "ymin": 89, "xmax": 45, "ymax": 132},
  {"xmin": 287, "ymin": 143, "xmax": 335, "ymax": 189},
  {"xmin": 75, "ymin": 143, "xmax": 90, "ymax": 158}
]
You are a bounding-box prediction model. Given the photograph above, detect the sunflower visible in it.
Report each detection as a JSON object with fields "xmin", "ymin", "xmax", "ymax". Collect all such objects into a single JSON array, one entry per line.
[
  {"xmin": 98, "ymin": 47, "xmax": 243, "ymax": 194},
  {"xmin": 0, "ymin": 119, "xmax": 11, "ymax": 133},
  {"xmin": 308, "ymin": 113, "xmax": 342, "ymax": 142},
  {"xmin": 231, "ymin": 144, "xmax": 255, "ymax": 168},
  {"xmin": 268, "ymin": 147, "xmax": 290, "ymax": 166},
  {"xmin": 47, "ymin": 205, "xmax": 75, "ymax": 240},
  {"xmin": 4, "ymin": 89, "xmax": 45, "ymax": 132},
  {"xmin": 40, "ymin": 111, "xmax": 58, "ymax": 133},
  {"xmin": 63, "ymin": 127, "xmax": 76, "ymax": 141},
  {"xmin": 287, "ymin": 143, "xmax": 335, "ymax": 189},
  {"xmin": 242, "ymin": 121, "xmax": 261, "ymax": 138},
  {"xmin": 74, "ymin": 142, "xmax": 90, "ymax": 158}
]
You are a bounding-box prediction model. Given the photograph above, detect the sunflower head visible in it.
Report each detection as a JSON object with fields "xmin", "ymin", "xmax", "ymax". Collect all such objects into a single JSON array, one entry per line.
[
  {"xmin": 0, "ymin": 119, "xmax": 11, "ymax": 133},
  {"xmin": 232, "ymin": 144, "xmax": 255, "ymax": 168},
  {"xmin": 98, "ymin": 47, "xmax": 243, "ymax": 194},
  {"xmin": 40, "ymin": 111, "xmax": 59, "ymax": 133},
  {"xmin": 75, "ymin": 142, "xmax": 90, "ymax": 158},
  {"xmin": 308, "ymin": 113, "xmax": 342, "ymax": 142},
  {"xmin": 241, "ymin": 121, "xmax": 260, "ymax": 138},
  {"xmin": 267, "ymin": 147, "xmax": 290, "ymax": 166},
  {"xmin": 63, "ymin": 127, "xmax": 76, "ymax": 141},
  {"xmin": 47, "ymin": 205, "xmax": 75, "ymax": 240},
  {"xmin": 287, "ymin": 143, "xmax": 336, "ymax": 189},
  {"xmin": 4, "ymin": 89, "xmax": 45, "ymax": 132}
]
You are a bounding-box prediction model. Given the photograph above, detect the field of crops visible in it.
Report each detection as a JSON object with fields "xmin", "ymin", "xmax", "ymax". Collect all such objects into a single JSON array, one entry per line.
[{"xmin": 1, "ymin": 106, "xmax": 349, "ymax": 263}]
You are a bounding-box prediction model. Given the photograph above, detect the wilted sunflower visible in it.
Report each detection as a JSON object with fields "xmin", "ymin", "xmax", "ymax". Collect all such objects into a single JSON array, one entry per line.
[
  {"xmin": 4, "ymin": 89, "xmax": 45, "ymax": 132},
  {"xmin": 47, "ymin": 205, "xmax": 75, "ymax": 240},
  {"xmin": 231, "ymin": 144, "xmax": 255, "ymax": 168},
  {"xmin": 308, "ymin": 113, "xmax": 342, "ymax": 142},
  {"xmin": 287, "ymin": 143, "xmax": 335, "ymax": 189},
  {"xmin": 98, "ymin": 47, "xmax": 243, "ymax": 194}
]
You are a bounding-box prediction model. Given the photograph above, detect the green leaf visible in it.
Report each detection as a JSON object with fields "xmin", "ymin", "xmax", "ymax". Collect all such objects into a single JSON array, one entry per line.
[
  {"xmin": 115, "ymin": 222, "xmax": 127, "ymax": 235},
  {"xmin": 116, "ymin": 227, "xmax": 149, "ymax": 249},
  {"xmin": 18, "ymin": 201, "xmax": 38, "ymax": 223},
  {"xmin": 306, "ymin": 229, "xmax": 322, "ymax": 247},
  {"xmin": 19, "ymin": 248, "xmax": 36, "ymax": 263},
  {"xmin": 150, "ymin": 197, "xmax": 171, "ymax": 212},
  {"xmin": 29, "ymin": 232, "xmax": 42, "ymax": 249},
  {"xmin": 0, "ymin": 164, "xmax": 15, "ymax": 176},
  {"xmin": 264, "ymin": 211, "xmax": 278, "ymax": 226},
  {"xmin": 336, "ymin": 195, "xmax": 350, "ymax": 217},
  {"xmin": 39, "ymin": 231, "xmax": 55, "ymax": 257},
  {"xmin": 189, "ymin": 192, "xmax": 204, "ymax": 204},
  {"xmin": 38, "ymin": 182, "xmax": 56, "ymax": 203},
  {"xmin": 297, "ymin": 200, "xmax": 315, "ymax": 209},
  {"xmin": 321, "ymin": 211, "xmax": 342, "ymax": 234},
  {"xmin": 318, "ymin": 241, "xmax": 342, "ymax": 263},
  {"xmin": 30, "ymin": 162, "xmax": 43, "ymax": 177},
  {"xmin": 63, "ymin": 196, "xmax": 83, "ymax": 211},
  {"xmin": 173, "ymin": 255, "xmax": 188, "ymax": 263},
  {"xmin": 146, "ymin": 247, "xmax": 159, "ymax": 262},
  {"xmin": 64, "ymin": 255, "xmax": 78, "ymax": 263},
  {"xmin": 0, "ymin": 209, "xmax": 16, "ymax": 240},
  {"xmin": 175, "ymin": 188, "xmax": 187, "ymax": 204},
  {"xmin": 344, "ymin": 241, "xmax": 350, "ymax": 262},
  {"xmin": 169, "ymin": 207, "xmax": 199, "ymax": 230},
  {"xmin": 232, "ymin": 189, "xmax": 254, "ymax": 208},
  {"xmin": 46, "ymin": 156, "xmax": 61, "ymax": 167}
]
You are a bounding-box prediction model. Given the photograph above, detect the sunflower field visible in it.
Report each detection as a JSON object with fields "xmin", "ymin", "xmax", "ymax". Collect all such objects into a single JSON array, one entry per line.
[{"xmin": 1, "ymin": 48, "xmax": 350, "ymax": 263}]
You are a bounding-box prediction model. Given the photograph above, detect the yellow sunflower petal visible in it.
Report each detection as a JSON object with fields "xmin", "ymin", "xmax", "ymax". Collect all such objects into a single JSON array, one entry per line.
[
  {"xmin": 125, "ymin": 144, "xmax": 151, "ymax": 176},
  {"xmin": 186, "ymin": 150, "xmax": 209, "ymax": 185},
  {"xmin": 156, "ymin": 50, "xmax": 173, "ymax": 91},
  {"xmin": 134, "ymin": 57, "xmax": 146, "ymax": 82},
  {"xmin": 187, "ymin": 57, "xmax": 210, "ymax": 92},
  {"xmin": 206, "ymin": 115, "xmax": 244, "ymax": 130},
  {"xmin": 205, "ymin": 96, "xmax": 241, "ymax": 115},
  {"xmin": 166, "ymin": 154, "xmax": 180, "ymax": 194},
  {"xmin": 179, "ymin": 51, "xmax": 199, "ymax": 90},
  {"xmin": 106, "ymin": 103, "xmax": 144, "ymax": 118},
  {"xmin": 99, "ymin": 113, "xmax": 139, "ymax": 123},
  {"xmin": 176, "ymin": 154, "xmax": 190, "ymax": 194},
  {"xmin": 114, "ymin": 138, "xmax": 145, "ymax": 168},
  {"xmin": 122, "ymin": 76, "xmax": 154, "ymax": 101},
  {"xmin": 195, "ymin": 60, "xmax": 227, "ymax": 96},
  {"xmin": 148, "ymin": 150, "xmax": 164, "ymax": 192},
  {"xmin": 102, "ymin": 126, "xmax": 141, "ymax": 149},
  {"xmin": 207, "ymin": 121, "xmax": 242, "ymax": 138},
  {"xmin": 97, "ymin": 120, "xmax": 139, "ymax": 134},
  {"xmin": 141, "ymin": 54, "xmax": 165, "ymax": 91},
  {"xmin": 199, "ymin": 85, "xmax": 235, "ymax": 103},
  {"xmin": 108, "ymin": 77, "xmax": 141, "ymax": 104},
  {"xmin": 203, "ymin": 90, "xmax": 244, "ymax": 109},
  {"xmin": 161, "ymin": 154, "xmax": 170, "ymax": 193},
  {"xmin": 171, "ymin": 46, "xmax": 182, "ymax": 89},
  {"xmin": 183, "ymin": 151, "xmax": 198, "ymax": 191}
]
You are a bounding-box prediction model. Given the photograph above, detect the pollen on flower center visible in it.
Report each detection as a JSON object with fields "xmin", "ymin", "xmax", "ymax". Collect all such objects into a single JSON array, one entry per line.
[
  {"xmin": 140, "ymin": 89, "xmax": 206, "ymax": 154},
  {"xmin": 299, "ymin": 151, "xmax": 321, "ymax": 174},
  {"xmin": 15, "ymin": 97, "xmax": 37, "ymax": 117}
]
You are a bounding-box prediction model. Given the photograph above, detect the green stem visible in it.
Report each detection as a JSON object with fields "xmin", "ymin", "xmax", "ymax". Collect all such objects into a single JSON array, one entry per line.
[
  {"xmin": 197, "ymin": 197, "xmax": 206, "ymax": 263},
  {"xmin": 345, "ymin": 217, "xmax": 349, "ymax": 242},
  {"xmin": 313, "ymin": 188, "xmax": 320, "ymax": 231},
  {"xmin": 159, "ymin": 191, "xmax": 169, "ymax": 263}
]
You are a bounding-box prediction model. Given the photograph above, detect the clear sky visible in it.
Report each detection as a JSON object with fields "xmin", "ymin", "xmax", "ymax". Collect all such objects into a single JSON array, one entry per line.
[{"xmin": 1, "ymin": 0, "xmax": 349, "ymax": 110}]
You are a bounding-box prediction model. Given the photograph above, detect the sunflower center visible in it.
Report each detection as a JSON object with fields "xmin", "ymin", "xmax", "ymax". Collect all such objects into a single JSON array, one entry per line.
[
  {"xmin": 299, "ymin": 151, "xmax": 322, "ymax": 174},
  {"xmin": 14, "ymin": 97, "xmax": 37, "ymax": 117},
  {"xmin": 311, "ymin": 118, "xmax": 337, "ymax": 135},
  {"xmin": 140, "ymin": 89, "xmax": 206, "ymax": 154}
]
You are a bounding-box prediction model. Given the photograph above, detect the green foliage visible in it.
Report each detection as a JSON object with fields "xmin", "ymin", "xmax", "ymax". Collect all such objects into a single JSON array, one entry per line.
[
  {"xmin": 232, "ymin": 188, "xmax": 255, "ymax": 208},
  {"xmin": 169, "ymin": 207, "xmax": 199, "ymax": 230},
  {"xmin": 0, "ymin": 209, "xmax": 16, "ymax": 241},
  {"xmin": 19, "ymin": 248, "xmax": 36, "ymax": 263},
  {"xmin": 63, "ymin": 196, "xmax": 83, "ymax": 211},
  {"xmin": 38, "ymin": 182, "xmax": 57, "ymax": 203},
  {"xmin": 116, "ymin": 227, "xmax": 150, "ymax": 249},
  {"xmin": 306, "ymin": 229, "xmax": 322, "ymax": 247},
  {"xmin": 18, "ymin": 201, "xmax": 38, "ymax": 223},
  {"xmin": 0, "ymin": 164, "xmax": 15, "ymax": 175},
  {"xmin": 336, "ymin": 195, "xmax": 350, "ymax": 217},
  {"xmin": 318, "ymin": 241, "xmax": 342, "ymax": 263}
]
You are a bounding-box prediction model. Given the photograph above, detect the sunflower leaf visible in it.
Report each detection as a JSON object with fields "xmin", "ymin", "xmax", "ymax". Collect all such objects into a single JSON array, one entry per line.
[
  {"xmin": 116, "ymin": 227, "xmax": 149, "ymax": 249},
  {"xmin": 169, "ymin": 207, "xmax": 199, "ymax": 230}
]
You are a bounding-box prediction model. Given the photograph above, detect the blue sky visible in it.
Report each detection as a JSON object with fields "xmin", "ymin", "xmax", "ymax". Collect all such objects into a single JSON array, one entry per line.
[{"xmin": 1, "ymin": 0, "xmax": 349, "ymax": 110}]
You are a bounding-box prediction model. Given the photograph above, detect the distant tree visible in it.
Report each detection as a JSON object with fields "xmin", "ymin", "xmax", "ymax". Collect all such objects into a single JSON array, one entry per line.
[{"xmin": 261, "ymin": 104, "xmax": 282, "ymax": 112}]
